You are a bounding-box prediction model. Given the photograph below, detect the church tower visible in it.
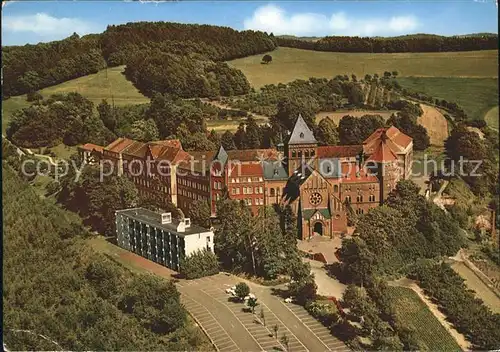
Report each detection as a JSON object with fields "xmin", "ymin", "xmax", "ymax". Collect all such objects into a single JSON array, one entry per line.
[{"xmin": 285, "ymin": 115, "xmax": 318, "ymax": 176}]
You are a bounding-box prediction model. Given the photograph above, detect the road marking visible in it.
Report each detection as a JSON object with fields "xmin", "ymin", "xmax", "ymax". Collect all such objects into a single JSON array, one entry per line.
[
  {"xmin": 277, "ymin": 301, "xmax": 348, "ymax": 351},
  {"xmin": 180, "ymin": 294, "xmax": 240, "ymax": 352},
  {"xmin": 199, "ymin": 288, "xmax": 280, "ymax": 352},
  {"xmin": 255, "ymin": 300, "xmax": 309, "ymax": 352}
]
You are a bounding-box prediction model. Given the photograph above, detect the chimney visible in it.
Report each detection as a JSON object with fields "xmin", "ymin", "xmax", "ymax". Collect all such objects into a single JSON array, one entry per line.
[{"xmin": 161, "ymin": 212, "xmax": 172, "ymax": 224}]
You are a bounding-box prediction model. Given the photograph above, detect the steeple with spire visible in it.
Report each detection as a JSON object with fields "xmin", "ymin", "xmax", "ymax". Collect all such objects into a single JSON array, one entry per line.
[{"xmin": 285, "ymin": 114, "xmax": 318, "ymax": 176}]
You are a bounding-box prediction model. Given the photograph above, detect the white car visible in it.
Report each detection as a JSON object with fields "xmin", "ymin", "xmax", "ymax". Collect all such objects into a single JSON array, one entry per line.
[
  {"xmin": 284, "ymin": 297, "xmax": 293, "ymax": 303},
  {"xmin": 244, "ymin": 293, "xmax": 256, "ymax": 301}
]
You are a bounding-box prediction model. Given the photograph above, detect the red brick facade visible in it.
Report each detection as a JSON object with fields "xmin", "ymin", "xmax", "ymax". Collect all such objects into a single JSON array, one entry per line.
[{"xmin": 78, "ymin": 116, "xmax": 412, "ymax": 240}]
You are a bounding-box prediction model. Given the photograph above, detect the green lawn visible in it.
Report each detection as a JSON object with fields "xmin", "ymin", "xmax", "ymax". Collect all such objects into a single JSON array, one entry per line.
[
  {"xmin": 397, "ymin": 77, "xmax": 499, "ymax": 121},
  {"xmin": 39, "ymin": 65, "xmax": 149, "ymax": 106},
  {"xmin": 2, "ymin": 65, "xmax": 149, "ymax": 134},
  {"xmin": 2, "ymin": 96, "xmax": 29, "ymax": 134},
  {"xmin": 387, "ymin": 286, "xmax": 462, "ymax": 352},
  {"xmin": 48, "ymin": 143, "xmax": 78, "ymax": 160},
  {"xmin": 228, "ymin": 47, "xmax": 498, "ymax": 89}
]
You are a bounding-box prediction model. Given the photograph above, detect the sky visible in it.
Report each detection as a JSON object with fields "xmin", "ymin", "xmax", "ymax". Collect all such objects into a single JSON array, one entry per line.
[{"xmin": 2, "ymin": 0, "xmax": 498, "ymax": 46}]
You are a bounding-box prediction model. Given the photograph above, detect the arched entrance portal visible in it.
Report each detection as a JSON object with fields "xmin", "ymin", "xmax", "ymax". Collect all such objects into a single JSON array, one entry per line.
[{"xmin": 313, "ymin": 222, "xmax": 323, "ymax": 236}]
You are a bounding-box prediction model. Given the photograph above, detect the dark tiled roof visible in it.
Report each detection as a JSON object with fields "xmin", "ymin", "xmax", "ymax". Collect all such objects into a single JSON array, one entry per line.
[
  {"xmin": 116, "ymin": 207, "xmax": 211, "ymax": 236},
  {"xmin": 262, "ymin": 161, "xmax": 288, "ymax": 180},
  {"xmin": 226, "ymin": 149, "xmax": 277, "ymax": 163},
  {"xmin": 317, "ymin": 158, "xmax": 342, "ymax": 178},
  {"xmin": 283, "ymin": 164, "xmax": 315, "ymax": 203},
  {"xmin": 317, "ymin": 145, "xmax": 363, "ymax": 158},
  {"xmin": 228, "ymin": 163, "xmax": 264, "ymax": 177},
  {"xmin": 214, "ymin": 146, "xmax": 229, "ymax": 166},
  {"xmin": 288, "ymin": 114, "xmax": 317, "ymax": 145}
]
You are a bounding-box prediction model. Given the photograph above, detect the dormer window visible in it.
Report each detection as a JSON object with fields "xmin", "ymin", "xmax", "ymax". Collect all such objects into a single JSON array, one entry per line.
[{"xmin": 300, "ymin": 132, "xmax": 304, "ymax": 138}]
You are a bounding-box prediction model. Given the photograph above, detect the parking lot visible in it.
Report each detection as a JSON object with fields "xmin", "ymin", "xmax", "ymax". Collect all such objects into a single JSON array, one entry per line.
[{"xmin": 177, "ymin": 274, "xmax": 349, "ymax": 352}]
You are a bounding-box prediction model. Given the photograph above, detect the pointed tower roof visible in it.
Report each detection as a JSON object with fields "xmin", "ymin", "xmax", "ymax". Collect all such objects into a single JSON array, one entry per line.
[
  {"xmin": 288, "ymin": 114, "xmax": 317, "ymax": 145},
  {"xmin": 213, "ymin": 145, "xmax": 228, "ymax": 166}
]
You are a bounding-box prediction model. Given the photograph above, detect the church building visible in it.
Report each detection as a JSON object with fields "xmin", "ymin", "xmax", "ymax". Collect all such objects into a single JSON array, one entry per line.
[{"xmin": 79, "ymin": 115, "xmax": 413, "ymax": 241}]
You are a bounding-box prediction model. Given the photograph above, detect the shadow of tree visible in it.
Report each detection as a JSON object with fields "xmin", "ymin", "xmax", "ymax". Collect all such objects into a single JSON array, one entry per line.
[{"xmin": 324, "ymin": 262, "xmax": 351, "ymax": 284}]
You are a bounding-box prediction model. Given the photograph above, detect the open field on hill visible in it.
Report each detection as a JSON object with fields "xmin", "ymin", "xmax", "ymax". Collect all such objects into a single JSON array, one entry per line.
[
  {"xmin": 397, "ymin": 77, "xmax": 499, "ymax": 122},
  {"xmin": 39, "ymin": 65, "xmax": 149, "ymax": 106},
  {"xmin": 2, "ymin": 96, "xmax": 29, "ymax": 134},
  {"xmin": 228, "ymin": 47, "xmax": 498, "ymax": 89},
  {"xmin": 484, "ymin": 105, "xmax": 499, "ymax": 130},
  {"xmin": 451, "ymin": 261, "xmax": 500, "ymax": 314},
  {"xmin": 386, "ymin": 286, "xmax": 463, "ymax": 351},
  {"xmin": 417, "ymin": 104, "xmax": 449, "ymax": 146},
  {"xmin": 2, "ymin": 65, "xmax": 149, "ymax": 134},
  {"xmin": 316, "ymin": 104, "xmax": 448, "ymax": 146}
]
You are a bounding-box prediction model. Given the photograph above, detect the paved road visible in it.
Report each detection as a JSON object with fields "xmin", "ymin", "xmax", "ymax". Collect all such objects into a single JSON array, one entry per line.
[{"xmin": 177, "ymin": 274, "xmax": 349, "ymax": 352}]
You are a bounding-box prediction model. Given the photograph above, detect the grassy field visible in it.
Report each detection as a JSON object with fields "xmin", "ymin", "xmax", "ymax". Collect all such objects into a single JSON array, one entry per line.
[
  {"xmin": 397, "ymin": 77, "xmax": 499, "ymax": 122},
  {"xmin": 228, "ymin": 47, "xmax": 498, "ymax": 89},
  {"xmin": 417, "ymin": 104, "xmax": 449, "ymax": 146},
  {"xmin": 48, "ymin": 144, "xmax": 78, "ymax": 160},
  {"xmin": 386, "ymin": 286, "xmax": 462, "ymax": 352},
  {"xmin": 484, "ymin": 105, "xmax": 499, "ymax": 130},
  {"xmin": 2, "ymin": 65, "xmax": 149, "ymax": 134},
  {"xmin": 451, "ymin": 262, "xmax": 500, "ymax": 314},
  {"xmin": 39, "ymin": 65, "xmax": 149, "ymax": 106},
  {"xmin": 2, "ymin": 96, "xmax": 29, "ymax": 134}
]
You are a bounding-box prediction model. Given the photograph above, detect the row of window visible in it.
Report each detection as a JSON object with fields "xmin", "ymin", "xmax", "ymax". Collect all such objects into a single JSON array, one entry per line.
[
  {"xmin": 134, "ymin": 177, "xmax": 170, "ymax": 193},
  {"xmin": 345, "ymin": 194, "xmax": 377, "ymax": 203},
  {"xmin": 269, "ymin": 187, "xmax": 284, "ymax": 197},
  {"xmin": 179, "ymin": 188, "xmax": 208, "ymax": 201},
  {"xmin": 291, "ymin": 150, "xmax": 315, "ymax": 158},
  {"xmin": 230, "ymin": 177, "xmax": 264, "ymax": 183},
  {"xmin": 179, "ymin": 178, "xmax": 208, "ymax": 192},
  {"xmin": 243, "ymin": 198, "xmax": 264, "ymax": 206},
  {"xmin": 342, "ymin": 184, "xmax": 377, "ymax": 192}
]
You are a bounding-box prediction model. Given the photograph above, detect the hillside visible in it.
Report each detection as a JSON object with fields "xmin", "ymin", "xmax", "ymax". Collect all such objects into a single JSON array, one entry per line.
[
  {"xmin": 2, "ymin": 66, "xmax": 148, "ymax": 134},
  {"xmin": 1, "ymin": 160, "xmax": 208, "ymax": 350},
  {"xmin": 228, "ymin": 47, "xmax": 498, "ymax": 88},
  {"xmin": 3, "ymin": 22, "xmax": 277, "ymax": 98},
  {"xmin": 397, "ymin": 77, "xmax": 498, "ymax": 122}
]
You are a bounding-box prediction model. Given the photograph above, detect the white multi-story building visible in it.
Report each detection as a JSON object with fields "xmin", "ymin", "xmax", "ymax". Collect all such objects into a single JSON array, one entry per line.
[{"xmin": 115, "ymin": 208, "xmax": 214, "ymax": 271}]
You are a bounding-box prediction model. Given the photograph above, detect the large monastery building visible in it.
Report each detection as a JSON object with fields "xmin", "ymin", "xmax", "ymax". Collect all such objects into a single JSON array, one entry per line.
[{"xmin": 79, "ymin": 115, "xmax": 413, "ymax": 240}]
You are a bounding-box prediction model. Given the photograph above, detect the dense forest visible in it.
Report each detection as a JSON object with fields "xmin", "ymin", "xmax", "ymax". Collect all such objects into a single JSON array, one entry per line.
[
  {"xmin": 277, "ymin": 34, "xmax": 498, "ymax": 53},
  {"xmin": 124, "ymin": 52, "xmax": 250, "ymax": 98},
  {"xmin": 3, "ymin": 22, "xmax": 277, "ymax": 98},
  {"xmin": 1, "ymin": 160, "xmax": 209, "ymax": 350},
  {"xmin": 3, "ymin": 33, "xmax": 105, "ymax": 98},
  {"xmin": 338, "ymin": 180, "xmax": 466, "ymax": 284},
  {"xmin": 101, "ymin": 22, "xmax": 277, "ymax": 65}
]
